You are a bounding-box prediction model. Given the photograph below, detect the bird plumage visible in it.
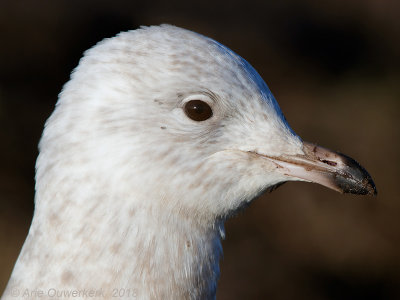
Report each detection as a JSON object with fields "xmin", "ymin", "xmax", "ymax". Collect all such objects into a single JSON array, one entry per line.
[{"xmin": 2, "ymin": 25, "xmax": 376, "ymax": 300}]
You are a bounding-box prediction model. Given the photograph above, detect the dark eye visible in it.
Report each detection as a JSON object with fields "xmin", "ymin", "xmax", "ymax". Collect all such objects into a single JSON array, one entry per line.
[{"xmin": 184, "ymin": 100, "xmax": 213, "ymax": 121}]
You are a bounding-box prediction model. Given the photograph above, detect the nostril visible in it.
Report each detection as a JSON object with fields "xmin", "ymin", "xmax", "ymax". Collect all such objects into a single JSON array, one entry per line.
[{"xmin": 321, "ymin": 159, "xmax": 337, "ymax": 166}]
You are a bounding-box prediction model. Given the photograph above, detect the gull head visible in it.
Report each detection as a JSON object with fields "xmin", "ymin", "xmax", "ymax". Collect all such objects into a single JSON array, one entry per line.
[
  {"xmin": 37, "ymin": 25, "xmax": 376, "ymax": 226},
  {"xmin": 3, "ymin": 25, "xmax": 378, "ymax": 300}
]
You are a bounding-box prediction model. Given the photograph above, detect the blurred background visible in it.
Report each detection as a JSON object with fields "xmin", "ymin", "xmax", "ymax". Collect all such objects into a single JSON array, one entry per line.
[{"xmin": 0, "ymin": 0, "xmax": 399, "ymax": 299}]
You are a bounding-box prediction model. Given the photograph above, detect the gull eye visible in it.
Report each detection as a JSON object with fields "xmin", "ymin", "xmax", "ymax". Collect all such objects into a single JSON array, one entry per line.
[{"xmin": 184, "ymin": 100, "xmax": 213, "ymax": 121}]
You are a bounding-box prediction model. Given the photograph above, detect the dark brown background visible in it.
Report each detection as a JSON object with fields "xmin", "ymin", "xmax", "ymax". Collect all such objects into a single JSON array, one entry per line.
[{"xmin": 1, "ymin": 1, "xmax": 399, "ymax": 299}]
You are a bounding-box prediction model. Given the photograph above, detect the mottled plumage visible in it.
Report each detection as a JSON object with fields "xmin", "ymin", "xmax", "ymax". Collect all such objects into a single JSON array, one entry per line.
[{"xmin": 2, "ymin": 25, "xmax": 375, "ymax": 300}]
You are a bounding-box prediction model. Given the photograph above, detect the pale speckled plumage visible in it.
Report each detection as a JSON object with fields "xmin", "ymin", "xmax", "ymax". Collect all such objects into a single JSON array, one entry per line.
[{"xmin": 2, "ymin": 24, "xmax": 363, "ymax": 300}]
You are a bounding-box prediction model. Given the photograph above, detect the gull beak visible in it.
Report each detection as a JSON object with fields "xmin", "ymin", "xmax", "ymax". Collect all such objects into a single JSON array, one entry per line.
[{"xmin": 266, "ymin": 142, "xmax": 377, "ymax": 196}]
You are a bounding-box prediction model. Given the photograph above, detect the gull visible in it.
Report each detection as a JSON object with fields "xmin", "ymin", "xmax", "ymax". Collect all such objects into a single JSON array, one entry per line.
[{"xmin": 2, "ymin": 25, "xmax": 376, "ymax": 300}]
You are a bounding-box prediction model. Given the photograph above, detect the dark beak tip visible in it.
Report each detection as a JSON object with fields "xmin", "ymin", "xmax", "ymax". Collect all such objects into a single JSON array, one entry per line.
[
  {"xmin": 343, "ymin": 169, "xmax": 377, "ymax": 197},
  {"xmin": 357, "ymin": 173, "xmax": 378, "ymax": 196},
  {"xmin": 334, "ymin": 152, "xmax": 377, "ymax": 197},
  {"xmin": 357, "ymin": 170, "xmax": 378, "ymax": 197},
  {"xmin": 337, "ymin": 179, "xmax": 377, "ymax": 197},
  {"xmin": 366, "ymin": 174, "xmax": 378, "ymax": 196},
  {"xmin": 369, "ymin": 181, "xmax": 378, "ymax": 197}
]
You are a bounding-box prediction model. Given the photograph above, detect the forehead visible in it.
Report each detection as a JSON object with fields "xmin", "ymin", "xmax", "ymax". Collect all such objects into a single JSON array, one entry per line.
[
  {"xmin": 84, "ymin": 26, "xmax": 280, "ymax": 115},
  {"xmin": 96, "ymin": 27, "xmax": 259, "ymax": 89}
]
